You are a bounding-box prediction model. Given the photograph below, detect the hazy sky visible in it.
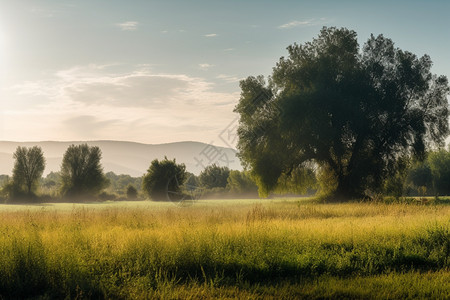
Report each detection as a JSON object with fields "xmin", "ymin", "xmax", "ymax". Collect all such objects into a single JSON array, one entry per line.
[{"xmin": 1, "ymin": 0, "xmax": 449, "ymax": 147}]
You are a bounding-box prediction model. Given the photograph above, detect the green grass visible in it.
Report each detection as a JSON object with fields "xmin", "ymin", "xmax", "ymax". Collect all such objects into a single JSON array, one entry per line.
[{"xmin": 0, "ymin": 198, "xmax": 448, "ymax": 299}]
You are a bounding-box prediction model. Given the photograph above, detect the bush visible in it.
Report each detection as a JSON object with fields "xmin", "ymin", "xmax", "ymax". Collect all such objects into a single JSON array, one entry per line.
[
  {"xmin": 142, "ymin": 157, "xmax": 187, "ymax": 201},
  {"xmin": 98, "ymin": 191, "xmax": 117, "ymax": 201},
  {"xmin": 126, "ymin": 185, "xmax": 138, "ymax": 200}
]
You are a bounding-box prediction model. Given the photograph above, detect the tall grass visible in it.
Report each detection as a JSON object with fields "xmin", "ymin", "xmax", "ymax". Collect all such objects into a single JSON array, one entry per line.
[{"xmin": 0, "ymin": 200, "xmax": 448, "ymax": 298}]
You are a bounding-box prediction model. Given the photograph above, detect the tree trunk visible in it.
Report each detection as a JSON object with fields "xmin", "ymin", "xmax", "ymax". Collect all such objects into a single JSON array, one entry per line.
[
  {"xmin": 27, "ymin": 182, "xmax": 32, "ymax": 196},
  {"xmin": 333, "ymin": 174, "xmax": 362, "ymax": 201}
]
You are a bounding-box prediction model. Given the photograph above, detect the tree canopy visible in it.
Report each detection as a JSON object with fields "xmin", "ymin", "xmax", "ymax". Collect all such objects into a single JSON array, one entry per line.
[
  {"xmin": 142, "ymin": 157, "xmax": 187, "ymax": 201},
  {"xmin": 199, "ymin": 164, "xmax": 230, "ymax": 189},
  {"xmin": 11, "ymin": 146, "xmax": 46, "ymax": 197},
  {"xmin": 60, "ymin": 144, "xmax": 107, "ymax": 198},
  {"xmin": 235, "ymin": 27, "xmax": 449, "ymax": 199}
]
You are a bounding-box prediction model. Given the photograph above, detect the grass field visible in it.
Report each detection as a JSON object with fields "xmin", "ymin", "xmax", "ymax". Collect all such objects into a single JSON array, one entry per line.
[{"xmin": 0, "ymin": 198, "xmax": 448, "ymax": 299}]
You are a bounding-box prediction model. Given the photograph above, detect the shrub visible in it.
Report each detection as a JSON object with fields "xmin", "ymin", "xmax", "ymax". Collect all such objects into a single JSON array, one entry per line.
[{"xmin": 126, "ymin": 185, "xmax": 138, "ymax": 200}]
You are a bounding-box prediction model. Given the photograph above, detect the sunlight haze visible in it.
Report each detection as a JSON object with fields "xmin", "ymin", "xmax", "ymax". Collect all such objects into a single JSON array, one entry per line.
[{"xmin": 1, "ymin": 0, "xmax": 449, "ymax": 147}]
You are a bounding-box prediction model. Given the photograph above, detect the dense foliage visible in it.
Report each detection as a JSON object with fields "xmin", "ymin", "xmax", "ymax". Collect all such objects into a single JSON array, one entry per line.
[
  {"xmin": 11, "ymin": 146, "xmax": 45, "ymax": 198},
  {"xmin": 199, "ymin": 164, "xmax": 230, "ymax": 189},
  {"xmin": 104, "ymin": 171, "xmax": 142, "ymax": 197},
  {"xmin": 235, "ymin": 27, "xmax": 449, "ymax": 199},
  {"xmin": 126, "ymin": 184, "xmax": 138, "ymax": 199},
  {"xmin": 60, "ymin": 144, "xmax": 107, "ymax": 198},
  {"xmin": 395, "ymin": 148, "xmax": 450, "ymax": 197},
  {"xmin": 142, "ymin": 157, "xmax": 187, "ymax": 201},
  {"xmin": 227, "ymin": 170, "xmax": 258, "ymax": 196}
]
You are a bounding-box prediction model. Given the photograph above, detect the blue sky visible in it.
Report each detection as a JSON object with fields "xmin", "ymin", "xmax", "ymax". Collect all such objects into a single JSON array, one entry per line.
[{"xmin": 0, "ymin": 0, "xmax": 449, "ymax": 146}]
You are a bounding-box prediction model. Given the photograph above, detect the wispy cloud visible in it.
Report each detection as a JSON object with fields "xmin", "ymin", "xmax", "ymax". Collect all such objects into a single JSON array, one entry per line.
[
  {"xmin": 278, "ymin": 18, "xmax": 330, "ymax": 29},
  {"xmin": 117, "ymin": 21, "xmax": 138, "ymax": 31},
  {"xmin": 223, "ymin": 48, "xmax": 234, "ymax": 52},
  {"xmin": 217, "ymin": 74, "xmax": 241, "ymax": 83},
  {"xmin": 204, "ymin": 33, "xmax": 217, "ymax": 37},
  {"xmin": 278, "ymin": 20, "xmax": 311, "ymax": 29},
  {"xmin": 198, "ymin": 63, "xmax": 214, "ymax": 70},
  {"xmin": 161, "ymin": 29, "xmax": 185, "ymax": 34},
  {"xmin": 6, "ymin": 65, "xmax": 239, "ymax": 143}
]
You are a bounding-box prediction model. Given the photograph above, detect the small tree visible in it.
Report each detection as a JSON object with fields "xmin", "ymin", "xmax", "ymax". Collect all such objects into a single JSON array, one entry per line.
[
  {"xmin": 142, "ymin": 157, "xmax": 187, "ymax": 201},
  {"xmin": 126, "ymin": 184, "xmax": 138, "ymax": 200},
  {"xmin": 11, "ymin": 146, "xmax": 46, "ymax": 197},
  {"xmin": 184, "ymin": 172, "xmax": 199, "ymax": 191},
  {"xmin": 60, "ymin": 144, "xmax": 107, "ymax": 199},
  {"xmin": 199, "ymin": 164, "xmax": 230, "ymax": 189}
]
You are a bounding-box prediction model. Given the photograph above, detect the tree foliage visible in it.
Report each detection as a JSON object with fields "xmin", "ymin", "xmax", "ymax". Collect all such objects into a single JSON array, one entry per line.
[
  {"xmin": 11, "ymin": 146, "xmax": 46, "ymax": 197},
  {"xmin": 406, "ymin": 160, "xmax": 433, "ymax": 195},
  {"xmin": 199, "ymin": 164, "xmax": 230, "ymax": 189},
  {"xmin": 184, "ymin": 172, "xmax": 199, "ymax": 191},
  {"xmin": 126, "ymin": 184, "xmax": 138, "ymax": 200},
  {"xmin": 142, "ymin": 157, "xmax": 187, "ymax": 201},
  {"xmin": 382, "ymin": 157, "xmax": 411, "ymax": 199},
  {"xmin": 427, "ymin": 149, "xmax": 450, "ymax": 196},
  {"xmin": 226, "ymin": 170, "xmax": 258, "ymax": 196},
  {"xmin": 274, "ymin": 164, "xmax": 317, "ymax": 196},
  {"xmin": 60, "ymin": 144, "xmax": 107, "ymax": 198},
  {"xmin": 235, "ymin": 27, "xmax": 449, "ymax": 199},
  {"xmin": 104, "ymin": 171, "xmax": 142, "ymax": 196}
]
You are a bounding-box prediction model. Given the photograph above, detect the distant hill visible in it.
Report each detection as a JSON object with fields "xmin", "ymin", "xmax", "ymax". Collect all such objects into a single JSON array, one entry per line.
[{"xmin": 0, "ymin": 141, "xmax": 241, "ymax": 177}]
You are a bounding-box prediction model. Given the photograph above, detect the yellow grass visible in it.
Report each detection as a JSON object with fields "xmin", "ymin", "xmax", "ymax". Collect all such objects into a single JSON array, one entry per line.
[{"xmin": 0, "ymin": 198, "xmax": 448, "ymax": 298}]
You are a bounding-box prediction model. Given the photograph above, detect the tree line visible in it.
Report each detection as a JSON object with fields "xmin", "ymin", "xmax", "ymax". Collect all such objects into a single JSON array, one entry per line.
[
  {"xmin": 2, "ymin": 142, "xmax": 450, "ymax": 203},
  {"xmin": 1, "ymin": 144, "xmax": 108, "ymax": 201},
  {"xmin": 0, "ymin": 144, "xmax": 260, "ymax": 203}
]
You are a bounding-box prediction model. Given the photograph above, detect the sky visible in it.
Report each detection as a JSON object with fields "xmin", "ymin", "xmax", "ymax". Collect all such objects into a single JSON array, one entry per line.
[{"xmin": 0, "ymin": 0, "xmax": 449, "ymax": 148}]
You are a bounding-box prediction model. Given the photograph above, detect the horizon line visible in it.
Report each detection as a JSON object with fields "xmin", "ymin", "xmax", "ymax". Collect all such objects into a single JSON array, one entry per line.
[{"xmin": 0, "ymin": 139, "xmax": 237, "ymax": 150}]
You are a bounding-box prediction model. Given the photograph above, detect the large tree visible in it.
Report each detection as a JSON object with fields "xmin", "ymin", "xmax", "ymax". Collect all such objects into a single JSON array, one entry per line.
[
  {"xmin": 60, "ymin": 144, "xmax": 107, "ymax": 198},
  {"xmin": 235, "ymin": 27, "xmax": 449, "ymax": 199},
  {"xmin": 12, "ymin": 146, "xmax": 46, "ymax": 196}
]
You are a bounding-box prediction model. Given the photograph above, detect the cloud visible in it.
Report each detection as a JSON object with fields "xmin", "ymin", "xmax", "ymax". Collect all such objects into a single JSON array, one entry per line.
[
  {"xmin": 6, "ymin": 65, "xmax": 240, "ymax": 144},
  {"xmin": 161, "ymin": 29, "xmax": 185, "ymax": 34},
  {"xmin": 204, "ymin": 33, "xmax": 217, "ymax": 37},
  {"xmin": 278, "ymin": 18, "xmax": 331, "ymax": 29},
  {"xmin": 223, "ymin": 48, "xmax": 234, "ymax": 51},
  {"xmin": 51, "ymin": 65, "xmax": 231, "ymax": 108},
  {"xmin": 117, "ymin": 21, "xmax": 138, "ymax": 31},
  {"xmin": 217, "ymin": 74, "xmax": 241, "ymax": 83},
  {"xmin": 278, "ymin": 20, "xmax": 312, "ymax": 29},
  {"xmin": 198, "ymin": 63, "xmax": 214, "ymax": 70}
]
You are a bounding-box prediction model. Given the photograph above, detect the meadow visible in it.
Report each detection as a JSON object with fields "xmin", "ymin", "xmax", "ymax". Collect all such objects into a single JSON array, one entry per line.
[{"xmin": 0, "ymin": 198, "xmax": 448, "ymax": 299}]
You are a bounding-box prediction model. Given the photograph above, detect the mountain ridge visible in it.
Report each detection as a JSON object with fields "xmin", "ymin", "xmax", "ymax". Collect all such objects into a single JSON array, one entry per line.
[{"xmin": 0, "ymin": 140, "xmax": 241, "ymax": 177}]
